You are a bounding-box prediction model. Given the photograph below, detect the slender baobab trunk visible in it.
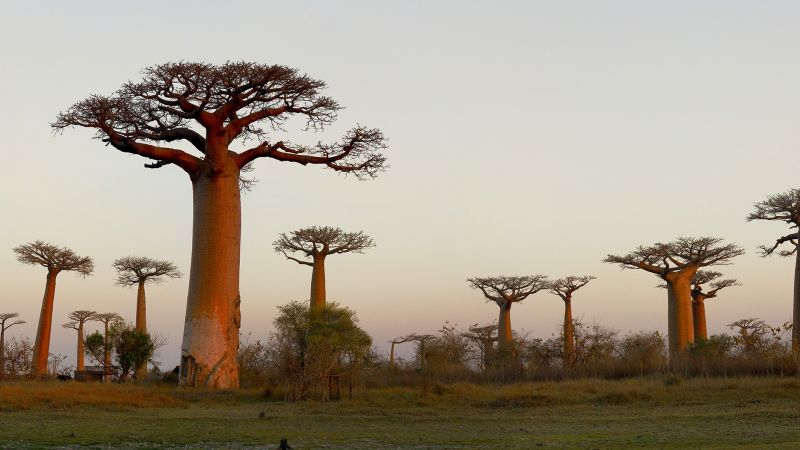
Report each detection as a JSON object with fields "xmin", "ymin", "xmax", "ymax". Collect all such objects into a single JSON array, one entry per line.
[
  {"xmin": 665, "ymin": 271, "xmax": 695, "ymax": 361},
  {"xmin": 0, "ymin": 327, "xmax": 5, "ymax": 380},
  {"xmin": 134, "ymin": 280, "xmax": 147, "ymax": 380},
  {"xmin": 498, "ymin": 302, "xmax": 513, "ymax": 348},
  {"xmin": 32, "ymin": 271, "xmax": 58, "ymax": 376},
  {"xmin": 793, "ymin": 251, "xmax": 800, "ymax": 359},
  {"xmin": 180, "ymin": 160, "xmax": 242, "ymax": 388},
  {"xmin": 563, "ymin": 296, "xmax": 575, "ymax": 366},
  {"xmin": 692, "ymin": 299, "xmax": 708, "ymax": 341},
  {"xmin": 389, "ymin": 341, "xmax": 396, "ymax": 370},
  {"xmin": 103, "ymin": 320, "xmax": 111, "ymax": 382},
  {"xmin": 310, "ymin": 254, "xmax": 327, "ymax": 314},
  {"xmin": 76, "ymin": 322, "xmax": 85, "ymax": 372}
]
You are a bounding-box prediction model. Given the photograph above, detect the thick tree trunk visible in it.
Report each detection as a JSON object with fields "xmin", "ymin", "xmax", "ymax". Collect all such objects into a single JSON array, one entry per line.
[
  {"xmin": 665, "ymin": 271, "xmax": 695, "ymax": 360},
  {"xmin": 134, "ymin": 280, "xmax": 148, "ymax": 380},
  {"xmin": 310, "ymin": 254, "xmax": 327, "ymax": 314},
  {"xmin": 180, "ymin": 159, "xmax": 242, "ymax": 388},
  {"xmin": 31, "ymin": 271, "xmax": 58, "ymax": 377},
  {"xmin": 692, "ymin": 299, "xmax": 708, "ymax": 341},
  {"xmin": 76, "ymin": 322, "xmax": 85, "ymax": 372},
  {"xmin": 498, "ymin": 302, "xmax": 513, "ymax": 348},
  {"xmin": 103, "ymin": 321, "xmax": 111, "ymax": 382},
  {"xmin": 793, "ymin": 251, "xmax": 800, "ymax": 359},
  {"xmin": 563, "ymin": 297, "xmax": 575, "ymax": 366}
]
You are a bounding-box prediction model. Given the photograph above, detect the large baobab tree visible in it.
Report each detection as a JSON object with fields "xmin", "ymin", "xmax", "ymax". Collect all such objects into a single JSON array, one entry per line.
[
  {"xmin": 53, "ymin": 62, "xmax": 388, "ymax": 388},
  {"xmin": 467, "ymin": 275, "xmax": 549, "ymax": 350},
  {"xmin": 0, "ymin": 313, "xmax": 25, "ymax": 379},
  {"xmin": 747, "ymin": 188, "xmax": 800, "ymax": 356},
  {"xmin": 689, "ymin": 271, "xmax": 739, "ymax": 341},
  {"xmin": 604, "ymin": 237, "xmax": 744, "ymax": 359},
  {"xmin": 61, "ymin": 310, "xmax": 97, "ymax": 374},
  {"xmin": 93, "ymin": 312, "xmax": 123, "ymax": 382},
  {"xmin": 274, "ymin": 226, "xmax": 374, "ymax": 314},
  {"xmin": 13, "ymin": 241, "xmax": 94, "ymax": 376},
  {"xmin": 113, "ymin": 256, "xmax": 180, "ymax": 379},
  {"xmin": 547, "ymin": 276, "xmax": 596, "ymax": 366}
]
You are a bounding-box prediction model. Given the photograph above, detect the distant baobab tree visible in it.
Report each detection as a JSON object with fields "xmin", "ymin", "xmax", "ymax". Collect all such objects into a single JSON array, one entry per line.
[
  {"xmin": 54, "ymin": 62, "xmax": 388, "ymax": 388},
  {"xmin": 747, "ymin": 189, "xmax": 800, "ymax": 356},
  {"xmin": 0, "ymin": 313, "xmax": 25, "ymax": 379},
  {"xmin": 547, "ymin": 276, "xmax": 596, "ymax": 366},
  {"xmin": 388, "ymin": 334, "xmax": 418, "ymax": 370},
  {"xmin": 113, "ymin": 256, "xmax": 181, "ymax": 379},
  {"xmin": 93, "ymin": 312, "xmax": 123, "ymax": 382},
  {"xmin": 689, "ymin": 271, "xmax": 739, "ymax": 341},
  {"xmin": 461, "ymin": 323, "xmax": 497, "ymax": 372},
  {"xmin": 274, "ymin": 226, "xmax": 374, "ymax": 314},
  {"xmin": 61, "ymin": 310, "xmax": 97, "ymax": 374},
  {"xmin": 604, "ymin": 237, "xmax": 744, "ymax": 359},
  {"xmin": 13, "ymin": 241, "xmax": 94, "ymax": 376},
  {"xmin": 467, "ymin": 275, "xmax": 549, "ymax": 350}
]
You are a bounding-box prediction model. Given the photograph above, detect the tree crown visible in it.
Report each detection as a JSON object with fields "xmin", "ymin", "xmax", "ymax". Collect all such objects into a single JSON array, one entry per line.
[
  {"xmin": 53, "ymin": 61, "xmax": 388, "ymax": 179},
  {"xmin": 112, "ymin": 256, "xmax": 182, "ymax": 286},
  {"xmin": 467, "ymin": 275, "xmax": 549, "ymax": 306},
  {"xmin": 603, "ymin": 237, "xmax": 744, "ymax": 278},
  {"xmin": 748, "ymin": 189, "xmax": 800, "ymax": 257},
  {"xmin": 0, "ymin": 313, "xmax": 25, "ymax": 331},
  {"xmin": 13, "ymin": 241, "xmax": 94, "ymax": 276},
  {"xmin": 274, "ymin": 226, "xmax": 375, "ymax": 266},
  {"xmin": 94, "ymin": 312, "xmax": 123, "ymax": 326},
  {"xmin": 547, "ymin": 275, "xmax": 596, "ymax": 300},
  {"xmin": 67, "ymin": 310, "xmax": 98, "ymax": 323}
]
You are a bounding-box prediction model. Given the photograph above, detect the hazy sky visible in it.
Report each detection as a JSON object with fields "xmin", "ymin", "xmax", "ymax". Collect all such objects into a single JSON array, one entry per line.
[{"xmin": 1, "ymin": 1, "xmax": 799, "ymax": 368}]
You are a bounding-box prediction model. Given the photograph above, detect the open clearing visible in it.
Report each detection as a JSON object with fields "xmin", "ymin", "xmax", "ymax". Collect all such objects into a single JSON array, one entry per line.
[{"xmin": 1, "ymin": 377, "xmax": 800, "ymax": 449}]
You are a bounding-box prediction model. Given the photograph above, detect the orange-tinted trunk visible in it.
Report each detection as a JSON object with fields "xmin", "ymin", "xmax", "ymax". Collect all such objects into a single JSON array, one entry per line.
[
  {"xmin": 134, "ymin": 280, "xmax": 148, "ymax": 380},
  {"xmin": 310, "ymin": 254, "xmax": 326, "ymax": 314},
  {"xmin": 32, "ymin": 271, "xmax": 57, "ymax": 376},
  {"xmin": 498, "ymin": 302, "xmax": 513, "ymax": 348},
  {"xmin": 76, "ymin": 322, "xmax": 85, "ymax": 372},
  {"xmin": 180, "ymin": 159, "xmax": 242, "ymax": 388},
  {"xmin": 692, "ymin": 299, "xmax": 708, "ymax": 341},
  {"xmin": 563, "ymin": 297, "xmax": 575, "ymax": 366},
  {"xmin": 665, "ymin": 271, "xmax": 695, "ymax": 360}
]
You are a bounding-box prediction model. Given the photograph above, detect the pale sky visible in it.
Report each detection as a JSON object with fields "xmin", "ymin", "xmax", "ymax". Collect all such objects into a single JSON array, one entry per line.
[{"xmin": 1, "ymin": 1, "xmax": 799, "ymax": 368}]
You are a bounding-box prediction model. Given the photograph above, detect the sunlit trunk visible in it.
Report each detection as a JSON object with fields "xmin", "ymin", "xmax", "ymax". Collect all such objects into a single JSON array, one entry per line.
[
  {"xmin": 310, "ymin": 254, "xmax": 326, "ymax": 314},
  {"xmin": 498, "ymin": 302, "xmax": 513, "ymax": 348},
  {"xmin": 665, "ymin": 271, "xmax": 695, "ymax": 361},
  {"xmin": 134, "ymin": 280, "xmax": 147, "ymax": 380},
  {"xmin": 76, "ymin": 322, "xmax": 85, "ymax": 372},
  {"xmin": 563, "ymin": 297, "xmax": 575, "ymax": 366},
  {"xmin": 692, "ymin": 298, "xmax": 708, "ymax": 341},
  {"xmin": 31, "ymin": 271, "xmax": 58, "ymax": 377},
  {"xmin": 180, "ymin": 158, "xmax": 241, "ymax": 388}
]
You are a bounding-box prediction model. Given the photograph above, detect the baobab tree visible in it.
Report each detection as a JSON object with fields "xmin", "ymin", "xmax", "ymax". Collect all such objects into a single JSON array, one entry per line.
[
  {"xmin": 0, "ymin": 313, "xmax": 25, "ymax": 379},
  {"xmin": 388, "ymin": 334, "xmax": 418, "ymax": 370},
  {"xmin": 113, "ymin": 256, "xmax": 180, "ymax": 379},
  {"xmin": 53, "ymin": 62, "xmax": 388, "ymax": 388},
  {"xmin": 467, "ymin": 275, "xmax": 549, "ymax": 350},
  {"xmin": 689, "ymin": 271, "xmax": 739, "ymax": 341},
  {"xmin": 61, "ymin": 310, "xmax": 97, "ymax": 374},
  {"xmin": 93, "ymin": 312, "xmax": 123, "ymax": 382},
  {"xmin": 274, "ymin": 226, "xmax": 374, "ymax": 314},
  {"xmin": 547, "ymin": 276, "xmax": 596, "ymax": 366},
  {"xmin": 13, "ymin": 241, "xmax": 94, "ymax": 376},
  {"xmin": 604, "ymin": 237, "xmax": 744, "ymax": 359},
  {"xmin": 461, "ymin": 323, "xmax": 498, "ymax": 372},
  {"xmin": 747, "ymin": 188, "xmax": 800, "ymax": 356}
]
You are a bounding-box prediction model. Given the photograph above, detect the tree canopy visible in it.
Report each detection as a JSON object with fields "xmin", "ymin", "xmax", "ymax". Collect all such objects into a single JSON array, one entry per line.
[
  {"xmin": 13, "ymin": 241, "xmax": 94, "ymax": 275},
  {"xmin": 748, "ymin": 188, "xmax": 800, "ymax": 257},
  {"xmin": 604, "ymin": 237, "xmax": 744, "ymax": 277},
  {"xmin": 113, "ymin": 256, "xmax": 182, "ymax": 286},
  {"xmin": 467, "ymin": 275, "xmax": 550, "ymax": 306},
  {"xmin": 274, "ymin": 226, "xmax": 375, "ymax": 265}
]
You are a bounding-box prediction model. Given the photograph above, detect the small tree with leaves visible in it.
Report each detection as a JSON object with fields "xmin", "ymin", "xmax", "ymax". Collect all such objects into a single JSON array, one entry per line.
[
  {"xmin": 467, "ymin": 275, "xmax": 549, "ymax": 352},
  {"xmin": 747, "ymin": 188, "xmax": 800, "ymax": 356},
  {"xmin": 89, "ymin": 313, "xmax": 123, "ymax": 381},
  {"xmin": 274, "ymin": 227, "xmax": 374, "ymax": 314},
  {"xmin": 689, "ymin": 271, "xmax": 739, "ymax": 341},
  {"xmin": 13, "ymin": 241, "xmax": 94, "ymax": 376},
  {"xmin": 547, "ymin": 276, "xmax": 596, "ymax": 366},
  {"xmin": 604, "ymin": 237, "xmax": 744, "ymax": 360},
  {"xmin": 0, "ymin": 313, "xmax": 25, "ymax": 379},
  {"xmin": 62, "ymin": 310, "xmax": 96, "ymax": 373}
]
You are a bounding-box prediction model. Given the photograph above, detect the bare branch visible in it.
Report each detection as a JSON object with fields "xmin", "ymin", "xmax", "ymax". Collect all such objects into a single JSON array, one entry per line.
[{"xmin": 13, "ymin": 241, "xmax": 94, "ymax": 276}]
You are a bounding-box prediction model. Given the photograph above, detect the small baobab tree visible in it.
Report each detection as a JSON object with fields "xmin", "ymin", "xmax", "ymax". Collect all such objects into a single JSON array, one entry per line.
[
  {"xmin": 13, "ymin": 241, "xmax": 94, "ymax": 376},
  {"xmin": 467, "ymin": 275, "xmax": 549, "ymax": 351},
  {"xmin": 274, "ymin": 226, "xmax": 374, "ymax": 314},
  {"xmin": 113, "ymin": 256, "xmax": 180, "ymax": 379},
  {"xmin": 388, "ymin": 334, "xmax": 418, "ymax": 370},
  {"xmin": 546, "ymin": 275, "xmax": 596, "ymax": 366},
  {"xmin": 0, "ymin": 313, "xmax": 25, "ymax": 379},
  {"xmin": 689, "ymin": 271, "xmax": 739, "ymax": 341},
  {"xmin": 92, "ymin": 312, "xmax": 123, "ymax": 382},
  {"xmin": 61, "ymin": 310, "xmax": 97, "ymax": 374},
  {"xmin": 747, "ymin": 188, "xmax": 800, "ymax": 356},
  {"xmin": 604, "ymin": 237, "xmax": 744, "ymax": 359},
  {"xmin": 54, "ymin": 62, "xmax": 387, "ymax": 388},
  {"xmin": 461, "ymin": 323, "xmax": 498, "ymax": 372}
]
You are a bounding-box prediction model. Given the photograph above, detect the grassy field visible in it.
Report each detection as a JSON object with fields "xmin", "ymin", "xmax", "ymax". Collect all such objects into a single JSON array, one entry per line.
[{"xmin": 1, "ymin": 377, "xmax": 800, "ymax": 449}]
